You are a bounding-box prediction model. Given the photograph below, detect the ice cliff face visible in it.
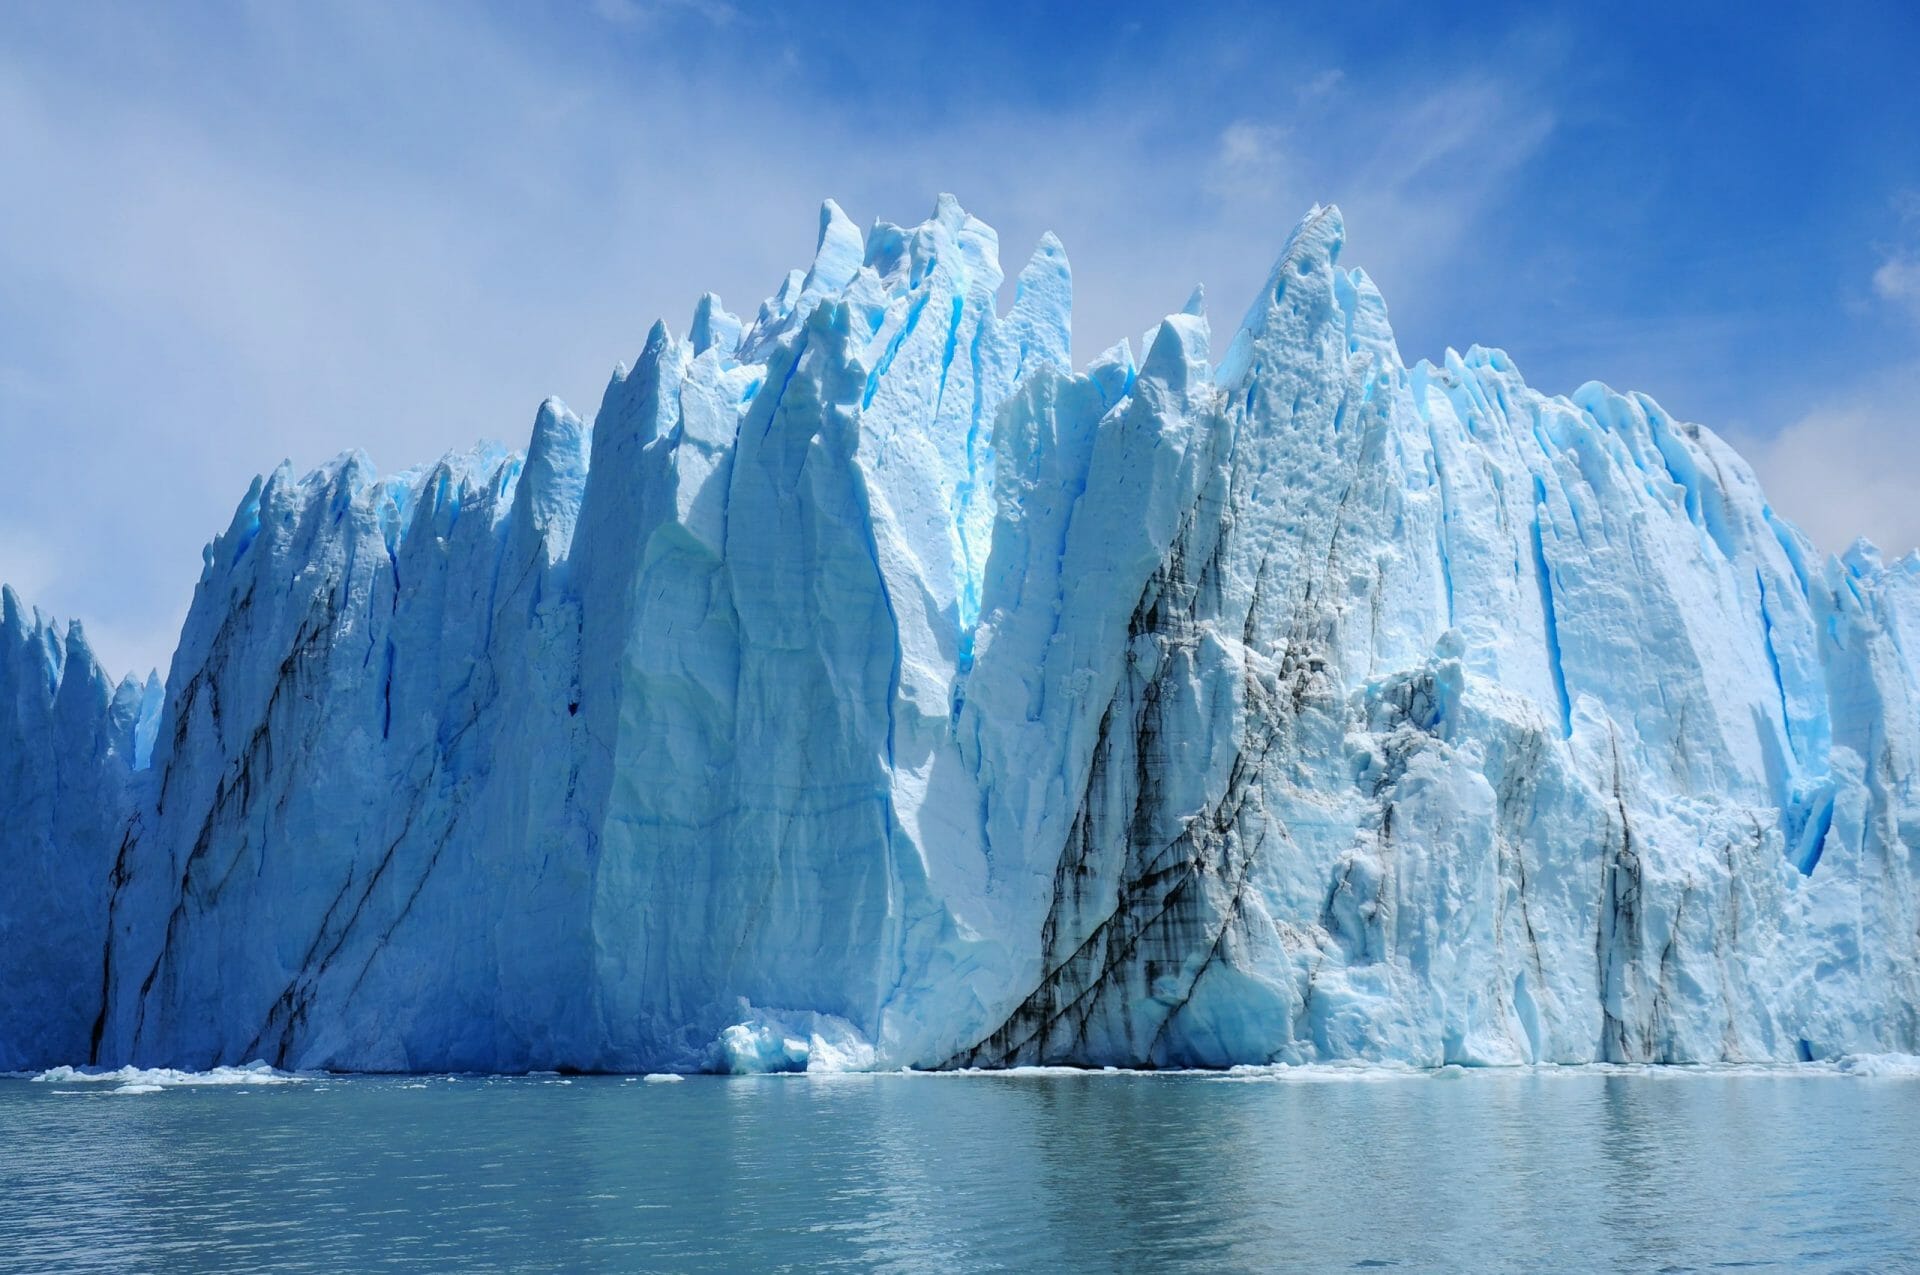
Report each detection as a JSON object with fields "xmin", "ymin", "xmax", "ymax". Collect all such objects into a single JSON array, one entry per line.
[
  {"xmin": 0, "ymin": 594, "xmax": 159, "ymax": 1070},
  {"xmin": 4, "ymin": 199, "xmax": 1918, "ymax": 1073}
]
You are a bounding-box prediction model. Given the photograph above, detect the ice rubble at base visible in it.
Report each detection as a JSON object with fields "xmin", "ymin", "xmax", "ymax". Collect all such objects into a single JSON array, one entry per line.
[
  {"xmin": 19, "ymin": 1054, "xmax": 1919, "ymax": 1093},
  {"xmin": 31, "ymin": 1061, "xmax": 299, "ymax": 1094},
  {"xmin": 3, "ymin": 196, "xmax": 1919, "ymax": 1076}
]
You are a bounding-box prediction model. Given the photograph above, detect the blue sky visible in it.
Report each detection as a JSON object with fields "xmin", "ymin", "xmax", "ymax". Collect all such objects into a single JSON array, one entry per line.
[{"xmin": 2, "ymin": 0, "xmax": 1917, "ymax": 675}]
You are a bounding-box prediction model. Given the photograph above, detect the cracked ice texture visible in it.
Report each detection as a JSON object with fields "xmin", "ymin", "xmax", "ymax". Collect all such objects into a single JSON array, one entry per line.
[{"xmin": 2, "ymin": 199, "xmax": 1918, "ymax": 1073}]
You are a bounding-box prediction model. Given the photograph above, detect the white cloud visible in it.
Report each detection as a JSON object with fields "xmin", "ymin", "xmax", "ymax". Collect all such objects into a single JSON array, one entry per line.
[
  {"xmin": 1873, "ymin": 256, "xmax": 1920, "ymax": 314},
  {"xmin": 1208, "ymin": 120, "xmax": 1290, "ymax": 203},
  {"xmin": 1868, "ymin": 191, "xmax": 1920, "ymax": 320},
  {"xmin": 1734, "ymin": 196, "xmax": 1920, "ymax": 562},
  {"xmin": 1737, "ymin": 364, "xmax": 1920, "ymax": 558},
  {"xmin": 1294, "ymin": 68, "xmax": 1345, "ymax": 104}
]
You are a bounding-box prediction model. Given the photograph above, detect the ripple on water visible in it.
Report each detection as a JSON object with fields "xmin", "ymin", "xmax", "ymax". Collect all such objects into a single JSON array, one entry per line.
[{"xmin": 0, "ymin": 1067, "xmax": 1915, "ymax": 1273}]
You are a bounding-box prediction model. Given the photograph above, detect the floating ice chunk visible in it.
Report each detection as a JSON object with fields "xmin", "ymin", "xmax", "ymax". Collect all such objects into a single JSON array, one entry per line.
[
  {"xmin": 715, "ymin": 1007, "xmax": 877, "ymax": 1074},
  {"xmin": 1832, "ymin": 1053, "xmax": 1920, "ymax": 1077}
]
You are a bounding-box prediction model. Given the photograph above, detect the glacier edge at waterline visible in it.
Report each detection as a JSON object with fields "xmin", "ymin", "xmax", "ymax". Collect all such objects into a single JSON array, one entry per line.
[{"xmin": 3, "ymin": 197, "xmax": 1917, "ymax": 1074}]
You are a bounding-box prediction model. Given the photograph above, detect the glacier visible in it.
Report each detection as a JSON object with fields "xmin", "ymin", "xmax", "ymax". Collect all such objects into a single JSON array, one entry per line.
[{"xmin": 3, "ymin": 197, "xmax": 1917, "ymax": 1074}]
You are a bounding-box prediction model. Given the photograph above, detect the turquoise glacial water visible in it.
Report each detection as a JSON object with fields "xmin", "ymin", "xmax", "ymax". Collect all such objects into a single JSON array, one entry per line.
[{"xmin": 2, "ymin": 1066, "xmax": 1917, "ymax": 1273}]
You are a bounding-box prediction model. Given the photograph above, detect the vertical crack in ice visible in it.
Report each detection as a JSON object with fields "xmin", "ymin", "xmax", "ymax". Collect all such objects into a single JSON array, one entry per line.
[
  {"xmin": 954, "ymin": 296, "xmax": 991, "ymax": 663},
  {"xmin": 1795, "ymin": 788, "xmax": 1836, "ymax": 876},
  {"xmin": 380, "ymin": 639, "xmax": 396, "ymax": 740},
  {"xmin": 1753, "ymin": 567, "xmax": 1795, "ymax": 769},
  {"xmin": 1598, "ymin": 734, "xmax": 1646, "ymax": 1062},
  {"xmin": 1530, "ymin": 475, "xmax": 1573, "ymax": 738},
  {"xmin": 1425, "ymin": 416, "xmax": 1458, "ymax": 630},
  {"xmin": 88, "ymin": 814, "xmax": 143, "ymax": 1064}
]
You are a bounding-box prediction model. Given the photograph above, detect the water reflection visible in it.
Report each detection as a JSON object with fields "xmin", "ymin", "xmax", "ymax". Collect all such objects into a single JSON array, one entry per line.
[{"xmin": 2, "ymin": 1069, "xmax": 1915, "ymax": 1273}]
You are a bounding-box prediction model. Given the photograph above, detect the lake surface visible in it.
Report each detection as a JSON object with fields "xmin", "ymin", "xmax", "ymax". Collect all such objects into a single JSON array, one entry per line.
[{"xmin": 2, "ymin": 1064, "xmax": 1917, "ymax": 1273}]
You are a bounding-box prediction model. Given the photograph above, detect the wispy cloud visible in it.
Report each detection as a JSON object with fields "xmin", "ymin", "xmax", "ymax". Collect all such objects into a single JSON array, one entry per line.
[
  {"xmin": 1208, "ymin": 120, "xmax": 1291, "ymax": 204},
  {"xmin": 1871, "ymin": 192, "xmax": 1920, "ymax": 319},
  {"xmin": 1734, "ymin": 193, "xmax": 1920, "ymax": 558},
  {"xmin": 1739, "ymin": 362, "xmax": 1920, "ymax": 557},
  {"xmin": 1875, "ymin": 258, "xmax": 1920, "ymax": 311},
  {"xmin": 1294, "ymin": 68, "xmax": 1345, "ymax": 104}
]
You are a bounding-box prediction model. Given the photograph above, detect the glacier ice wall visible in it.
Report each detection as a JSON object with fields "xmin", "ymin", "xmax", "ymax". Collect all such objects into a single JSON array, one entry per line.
[
  {"xmin": 3, "ymin": 199, "xmax": 1917, "ymax": 1073},
  {"xmin": 0, "ymin": 592, "xmax": 158, "ymax": 1070}
]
